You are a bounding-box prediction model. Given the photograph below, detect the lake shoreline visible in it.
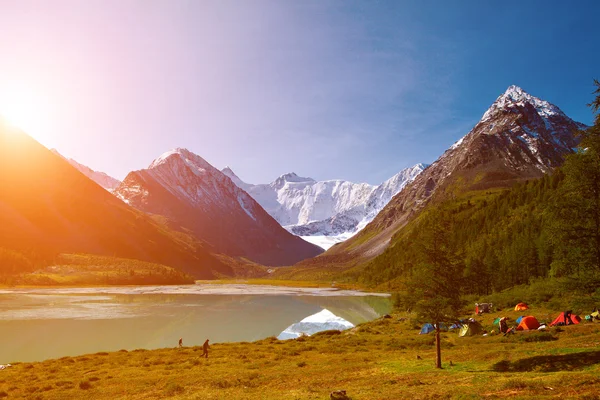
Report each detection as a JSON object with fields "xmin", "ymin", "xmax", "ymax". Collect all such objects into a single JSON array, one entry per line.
[
  {"xmin": 0, "ymin": 283, "xmax": 392, "ymax": 363},
  {"xmin": 0, "ymin": 282, "xmax": 390, "ymax": 297}
]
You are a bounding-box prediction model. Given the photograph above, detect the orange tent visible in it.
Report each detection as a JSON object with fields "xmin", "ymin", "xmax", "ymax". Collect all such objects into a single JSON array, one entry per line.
[
  {"xmin": 516, "ymin": 316, "xmax": 540, "ymax": 331},
  {"xmin": 514, "ymin": 302, "xmax": 529, "ymax": 311},
  {"xmin": 550, "ymin": 311, "xmax": 581, "ymax": 326}
]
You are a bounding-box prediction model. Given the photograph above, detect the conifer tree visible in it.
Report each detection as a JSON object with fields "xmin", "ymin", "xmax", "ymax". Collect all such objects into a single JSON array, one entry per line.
[{"xmin": 396, "ymin": 210, "xmax": 464, "ymax": 369}]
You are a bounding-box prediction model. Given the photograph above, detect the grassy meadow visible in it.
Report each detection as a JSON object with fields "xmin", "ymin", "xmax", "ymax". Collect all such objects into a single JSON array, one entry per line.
[{"xmin": 1, "ymin": 306, "xmax": 599, "ymax": 400}]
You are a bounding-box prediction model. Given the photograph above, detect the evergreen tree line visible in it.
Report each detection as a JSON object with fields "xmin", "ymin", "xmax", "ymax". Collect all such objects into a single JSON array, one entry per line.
[{"xmin": 359, "ymin": 173, "xmax": 562, "ymax": 293}]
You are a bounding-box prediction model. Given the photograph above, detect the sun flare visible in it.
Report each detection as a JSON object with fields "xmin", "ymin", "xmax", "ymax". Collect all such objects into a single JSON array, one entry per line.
[
  {"xmin": 0, "ymin": 101, "xmax": 31, "ymax": 131},
  {"xmin": 0, "ymin": 86, "xmax": 52, "ymax": 142}
]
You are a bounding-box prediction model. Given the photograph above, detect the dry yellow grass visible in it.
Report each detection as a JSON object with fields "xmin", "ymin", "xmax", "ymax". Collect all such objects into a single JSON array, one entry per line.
[{"xmin": 1, "ymin": 309, "xmax": 599, "ymax": 399}]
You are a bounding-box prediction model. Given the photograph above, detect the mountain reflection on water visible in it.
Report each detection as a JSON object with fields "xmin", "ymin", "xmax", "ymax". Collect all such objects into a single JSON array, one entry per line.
[
  {"xmin": 278, "ymin": 309, "xmax": 355, "ymax": 340},
  {"xmin": 0, "ymin": 284, "xmax": 391, "ymax": 363}
]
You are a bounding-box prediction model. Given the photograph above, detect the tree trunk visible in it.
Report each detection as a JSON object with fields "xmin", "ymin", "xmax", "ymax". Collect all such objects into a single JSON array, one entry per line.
[{"xmin": 435, "ymin": 324, "xmax": 442, "ymax": 369}]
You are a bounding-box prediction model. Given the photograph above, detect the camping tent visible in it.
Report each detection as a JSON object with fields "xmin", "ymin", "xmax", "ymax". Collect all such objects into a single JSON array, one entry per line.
[
  {"xmin": 516, "ymin": 316, "xmax": 525, "ymax": 324},
  {"xmin": 591, "ymin": 310, "xmax": 600, "ymax": 320},
  {"xmin": 514, "ymin": 303, "xmax": 529, "ymax": 311},
  {"xmin": 419, "ymin": 323, "xmax": 449, "ymax": 334},
  {"xmin": 493, "ymin": 317, "xmax": 501, "ymax": 326},
  {"xmin": 475, "ymin": 303, "xmax": 493, "ymax": 314},
  {"xmin": 419, "ymin": 323, "xmax": 435, "ymax": 334},
  {"xmin": 459, "ymin": 320, "xmax": 483, "ymax": 337},
  {"xmin": 516, "ymin": 316, "xmax": 540, "ymax": 331},
  {"xmin": 550, "ymin": 311, "xmax": 581, "ymax": 327}
]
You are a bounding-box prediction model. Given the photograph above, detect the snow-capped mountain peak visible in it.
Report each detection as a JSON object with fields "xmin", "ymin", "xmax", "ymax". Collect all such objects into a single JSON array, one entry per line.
[
  {"xmin": 278, "ymin": 172, "xmax": 314, "ymax": 182},
  {"xmin": 115, "ymin": 148, "xmax": 323, "ymax": 266},
  {"xmin": 221, "ymin": 166, "xmax": 238, "ymax": 179},
  {"xmin": 271, "ymin": 172, "xmax": 315, "ymax": 190},
  {"xmin": 227, "ymin": 163, "xmax": 426, "ymax": 249},
  {"xmin": 482, "ymin": 85, "xmax": 565, "ymax": 122},
  {"xmin": 299, "ymin": 86, "xmax": 587, "ymax": 268},
  {"xmin": 148, "ymin": 147, "xmax": 213, "ymax": 174},
  {"xmin": 221, "ymin": 166, "xmax": 246, "ymax": 188}
]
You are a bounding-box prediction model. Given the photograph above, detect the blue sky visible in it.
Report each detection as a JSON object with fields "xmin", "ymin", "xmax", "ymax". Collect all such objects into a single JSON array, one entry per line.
[{"xmin": 0, "ymin": 0, "xmax": 598, "ymax": 184}]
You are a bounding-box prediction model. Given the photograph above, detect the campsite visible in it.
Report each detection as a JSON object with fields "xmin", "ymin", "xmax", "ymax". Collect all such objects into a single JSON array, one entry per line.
[{"xmin": 0, "ymin": 297, "xmax": 599, "ymax": 399}]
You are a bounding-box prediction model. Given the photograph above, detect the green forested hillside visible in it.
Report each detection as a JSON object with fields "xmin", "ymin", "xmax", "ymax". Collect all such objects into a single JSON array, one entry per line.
[{"xmin": 357, "ymin": 172, "xmax": 564, "ymax": 293}]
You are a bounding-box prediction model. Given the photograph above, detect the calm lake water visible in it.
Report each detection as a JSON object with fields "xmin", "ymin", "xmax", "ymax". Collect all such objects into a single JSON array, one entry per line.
[{"xmin": 0, "ymin": 284, "xmax": 391, "ymax": 363}]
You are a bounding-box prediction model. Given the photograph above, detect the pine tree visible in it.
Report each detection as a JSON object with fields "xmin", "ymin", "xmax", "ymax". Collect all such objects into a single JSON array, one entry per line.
[{"xmin": 396, "ymin": 210, "xmax": 464, "ymax": 369}]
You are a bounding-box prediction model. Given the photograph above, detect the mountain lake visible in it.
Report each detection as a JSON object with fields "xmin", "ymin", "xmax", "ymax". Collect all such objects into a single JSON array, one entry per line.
[{"xmin": 0, "ymin": 284, "xmax": 391, "ymax": 363}]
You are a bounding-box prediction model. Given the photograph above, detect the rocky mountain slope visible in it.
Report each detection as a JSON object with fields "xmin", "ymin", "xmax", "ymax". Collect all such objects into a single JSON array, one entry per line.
[
  {"xmin": 222, "ymin": 164, "xmax": 426, "ymax": 249},
  {"xmin": 51, "ymin": 149, "xmax": 121, "ymax": 190},
  {"xmin": 0, "ymin": 124, "xmax": 231, "ymax": 278},
  {"xmin": 114, "ymin": 148, "xmax": 323, "ymax": 266},
  {"xmin": 307, "ymin": 85, "xmax": 586, "ymax": 264}
]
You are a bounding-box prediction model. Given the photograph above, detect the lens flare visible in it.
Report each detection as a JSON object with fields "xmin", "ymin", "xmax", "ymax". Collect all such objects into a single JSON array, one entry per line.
[{"xmin": 0, "ymin": 86, "xmax": 52, "ymax": 142}]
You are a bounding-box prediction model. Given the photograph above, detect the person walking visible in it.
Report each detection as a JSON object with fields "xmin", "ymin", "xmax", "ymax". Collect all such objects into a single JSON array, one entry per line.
[
  {"xmin": 178, "ymin": 338, "xmax": 183, "ymax": 348},
  {"xmin": 200, "ymin": 339, "xmax": 210, "ymax": 358}
]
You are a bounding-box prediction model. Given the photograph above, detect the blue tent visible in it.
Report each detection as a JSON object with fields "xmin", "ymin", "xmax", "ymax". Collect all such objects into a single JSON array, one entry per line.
[
  {"xmin": 516, "ymin": 316, "xmax": 525, "ymax": 324},
  {"xmin": 419, "ymin": 323, "xmax": 449, "ymax": 334},
  {"xmin": 419, "ymin": 323, "xmax": 435, "ymax": 334}
]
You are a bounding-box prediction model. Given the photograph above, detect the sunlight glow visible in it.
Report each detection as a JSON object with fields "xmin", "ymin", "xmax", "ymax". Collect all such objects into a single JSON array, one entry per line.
[{"xmin": 0, "ymin": 85, "xmax": 52, "ymax": 142}]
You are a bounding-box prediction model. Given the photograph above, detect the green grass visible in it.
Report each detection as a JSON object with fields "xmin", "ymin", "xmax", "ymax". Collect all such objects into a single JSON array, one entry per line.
[{"xmin": 1, "ymin": 310, "xmax": 600, "ymax": 399}]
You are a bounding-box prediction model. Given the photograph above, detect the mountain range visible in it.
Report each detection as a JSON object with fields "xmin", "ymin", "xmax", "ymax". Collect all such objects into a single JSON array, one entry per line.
[
  {"xmin": 222, "ymin": 164, "xmax": 426, "ymax": 249},
  {"xmin": 1, "ymin": 84, "xmax": 585, "ymax": 282},
  {"xmin": 302, "ymin": 85, "xmax": 586, "ymax": 269},
  {"xmin": 114, "ymin": 148, "xmax": 323, "ymax": 266}
]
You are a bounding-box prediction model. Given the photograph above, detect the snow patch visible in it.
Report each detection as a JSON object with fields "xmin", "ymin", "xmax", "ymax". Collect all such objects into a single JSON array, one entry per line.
[
  {"xmin": 237, "ymin": 193, "xmax": 256, "ymax": 221},
  {"xmin": 450, "ymin": 136, "xmax": 465, "ymax": 150}
]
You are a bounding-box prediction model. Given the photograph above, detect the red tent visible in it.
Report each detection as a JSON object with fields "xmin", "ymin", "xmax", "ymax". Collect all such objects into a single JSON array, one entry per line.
[
  {"xmin": 550, "ymin": 311, "xmax": 581, "ymax": 327},
  {"xmin": 516, "ymin": 316, "xmax": 540, "ymax": 331},
  {"xmin": 514, "ymin": 302, "xmax": 529, "ymax": 311}
]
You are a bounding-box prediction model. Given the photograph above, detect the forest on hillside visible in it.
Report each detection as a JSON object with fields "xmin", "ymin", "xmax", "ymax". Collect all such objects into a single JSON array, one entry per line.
[{"xmin": 358, "ymin": 81, "xmax": 600, "ymax": 298}]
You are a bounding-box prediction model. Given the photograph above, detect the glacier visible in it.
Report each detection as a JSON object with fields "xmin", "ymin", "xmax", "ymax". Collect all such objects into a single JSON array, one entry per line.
[{"xmin": 223, "ymin": 164, "xmax": 426, "ymax": 249}]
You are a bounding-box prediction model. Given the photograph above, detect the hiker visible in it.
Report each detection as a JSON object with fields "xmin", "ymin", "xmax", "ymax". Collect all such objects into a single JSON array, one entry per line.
[
  {"xmin": 565, "ymin": 310, "xmax": 573, "ymax": 325},
  {"xmin": 178, "ymin": 338, "xmax": 183, "ymax": 348},
  {"xmin": 499, "ymin": 317, "xmax": 508, "ymax": 334},
  {"xmin": 200, "ymin": 339, "xmax": 210, "ymax": 358}
]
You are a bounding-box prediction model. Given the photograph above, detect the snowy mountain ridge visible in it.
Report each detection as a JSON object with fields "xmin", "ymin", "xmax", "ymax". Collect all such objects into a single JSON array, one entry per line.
[
  {"xmin": 482, "ymin": 85, "xmax": 566, "ymax": 122},
  {"xmin": 324, "ymin": 84, "xmax": 587, "ymax": 262},
  {"xmin": 51, "ymin": 149, "xmax": 121, "ymax": 191},
  {"xmin": 114, "ymin": 148, "xmax": 323, "ymax": 266},
  {"xmin": 223, "ymin": 163, "xmax": 427, "ymax": 249}
]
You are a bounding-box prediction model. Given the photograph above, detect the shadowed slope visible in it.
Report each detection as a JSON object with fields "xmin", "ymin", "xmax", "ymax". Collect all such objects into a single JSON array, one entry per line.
[{"xmin": 0, "ymin": 124, "xmax": 231, "ymax": 278}]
